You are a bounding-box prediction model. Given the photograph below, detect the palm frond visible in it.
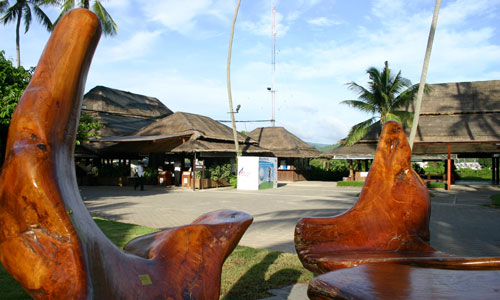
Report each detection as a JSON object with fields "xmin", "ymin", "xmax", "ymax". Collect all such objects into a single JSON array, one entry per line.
[
  {"xmin": 388, "ymin": 111, "xmax": 414, "ymax": 127},
  {"xmin": 23, "ymin": 4, "xmax": 32, "ymax": 33},
  {"xmin": 340, "ymin": 100, "xmax": 376, "ymax": 114},
  {"xmin": 0, "ymin": 1, "xmax": 9, "ymax": 13},
  {"xmin": 1, "ymin": 4, "xmax": 20, "ymax": 24},
  {"xmin": 92, "ymin": 0, "xmax": 117, "ymax": 36},
  {"xmin": 344, "ymin": 117, "xmax": 376, "ymax": 146},
  {"xmin": 33, "ymin": 4, "xmax": 53, "ymax": 30}
]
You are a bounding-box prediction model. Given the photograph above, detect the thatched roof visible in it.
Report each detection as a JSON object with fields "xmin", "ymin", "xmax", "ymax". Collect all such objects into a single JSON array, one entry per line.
[
  {"xmin": 327, "ymin": 80, "xmax": 500, "ymax": 158},
  {"xmin": 133, "ymin": 112, "xmax": 251, "ymax": 143},
  {"xmin": 247, "ymin": 127, "xmax": 320, "ymax": 158},
  {"xmin": 83, "ymin": 86, "xmax": 172, "ymax": 118},
  {"xmin": 92, "ymin": 112, "xmax": 265, "ymax": 155},
  {"xmin": 82, "ymin": 86, "xmax": 173, "ymax": 137},
  {"xmin": 171, "ymin": 139, "xmax": 272, "ymax": 155}
]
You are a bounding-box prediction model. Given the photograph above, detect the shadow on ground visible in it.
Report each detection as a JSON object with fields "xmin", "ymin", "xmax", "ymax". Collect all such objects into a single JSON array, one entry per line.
[{"xmin": 223, "ymin": 251, "xmax": 302, "ymax": 300}]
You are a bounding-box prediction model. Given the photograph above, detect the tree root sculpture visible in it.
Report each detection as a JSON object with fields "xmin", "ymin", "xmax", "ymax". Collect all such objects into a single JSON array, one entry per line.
[
  {"xmin": 295, "ymin": 121, "xmax": 500, "ymax": 274},
  {"xmin": 0, "ymin": 9, "xmax": 252, "ymax": 300}
]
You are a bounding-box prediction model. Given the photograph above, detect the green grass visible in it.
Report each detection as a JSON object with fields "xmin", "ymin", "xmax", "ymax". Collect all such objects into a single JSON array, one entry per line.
[
  {"xmin": 456, "ymin": 168, "xmax": 492, "ymax": 181},
  {"xmin": 337, "ymin": 181, "xmax": 365, "ymax": 187},
  {"xmin": 491, "ymin": 194, "xmax": 500, "ymax": 207},
  {"xmin": 1, "ymin": 218, "xmax": 312, "ymax": 300},
  {"xmin": 426, "ymin": 182, "xmax": 447, "ymax": 189},
  {"xmin": 221, "ymin": 246, "xmax": 313, "ymax": 299}
]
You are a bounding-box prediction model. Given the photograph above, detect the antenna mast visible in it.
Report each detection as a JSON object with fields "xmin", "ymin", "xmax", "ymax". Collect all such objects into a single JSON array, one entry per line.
[{"xmin": 270, "ymin": 3, "xmax": 276, "ymax": 127}]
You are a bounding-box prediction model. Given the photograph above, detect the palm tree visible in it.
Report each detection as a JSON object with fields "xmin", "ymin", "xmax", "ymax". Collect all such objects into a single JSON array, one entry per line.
[
  {"xmin": 227, "ymin": 0, "xmax": 242, "ymax": 156},
  {"xmin": 55, "ymin": 0, "xmax": 117, "ymax": 36},
  {"xmin": 409, "ymin": 0, "xmax": 441, "ymax": 149},
  {"xmin": 341, "ymin": 61, "xmax": 417, "ymax": 146},
  {"xmin": 0, "ymin": 0, "xmax": 55, "ymax": 67}
]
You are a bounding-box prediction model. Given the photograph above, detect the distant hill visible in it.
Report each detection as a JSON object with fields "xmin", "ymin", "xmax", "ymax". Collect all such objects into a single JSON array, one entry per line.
[{"xmin": 308, "ymin": 143, "xmax": 339, "ymax": 153}]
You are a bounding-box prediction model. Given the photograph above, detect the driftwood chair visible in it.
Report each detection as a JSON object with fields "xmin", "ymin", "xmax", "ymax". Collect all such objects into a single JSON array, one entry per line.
[
  {"xmin": 295, "ymin": 121, "xmax": 500, "ymax": 299},
  {"xmin": 0, "ymin": 9, "xmax": 252, "ymax": 299}
]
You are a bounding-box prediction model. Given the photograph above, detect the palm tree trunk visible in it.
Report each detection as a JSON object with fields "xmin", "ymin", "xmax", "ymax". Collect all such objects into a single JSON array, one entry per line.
[
  {"xmin": 409, "ymin": 0, "xmax": 441, "ymax": 149},
  {"xmin": 15, "ymin": 11, "xmax": 21, "ymax": 67},
  {"xmin": 227, "ymin": 0, "xmax": 241, "ymax": 156}
]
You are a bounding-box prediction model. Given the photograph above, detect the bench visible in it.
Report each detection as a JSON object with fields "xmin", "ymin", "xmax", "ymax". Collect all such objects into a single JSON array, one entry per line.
[
  {"xmin": 0, "ymin": 9, "xmax": 253, "ymax": 299},
  {"xmin": 295, "ymin": 121, "xmax": 500, "ymax": 298},
  {"xmin": 308, "ymin": 263, "xmax": 500, "ymax": 300}
]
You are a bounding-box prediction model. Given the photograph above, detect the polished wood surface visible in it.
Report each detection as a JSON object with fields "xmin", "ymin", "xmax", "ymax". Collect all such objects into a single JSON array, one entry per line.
[
  {"xmin": 295, "ymin": 121, "xmax": 436, "ymax": 273},
  {"xmin": 0, "ymin": 9, "xmax": 252, "ymax": 300},
  {"xmin": 295, "ymin": 121, "xmax": 500, "ymax": 274},
  {"xmin": 308, "ymin": 263, "xmax": 500, "ymax": 300}
]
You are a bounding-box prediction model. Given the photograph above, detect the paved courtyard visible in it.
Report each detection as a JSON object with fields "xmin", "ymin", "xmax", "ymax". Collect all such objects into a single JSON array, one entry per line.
[{"xmin": 81, "ymin": 181, "xmax": 500, "ymax": 256}]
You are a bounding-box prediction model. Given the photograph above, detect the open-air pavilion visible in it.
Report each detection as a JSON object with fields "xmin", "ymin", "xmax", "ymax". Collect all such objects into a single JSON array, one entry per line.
[
  {"xmin": 324, "ymin": 80, "xmax": 500, "ymax": 188},
  {"xmin": 247, "ymin": 127, "xmax": 320, "ymax": 181}
]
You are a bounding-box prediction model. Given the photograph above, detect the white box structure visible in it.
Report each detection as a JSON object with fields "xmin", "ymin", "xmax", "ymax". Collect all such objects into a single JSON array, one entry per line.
[{"xmin": 237, "ymin": 156, "xmax": 278, "ymax": 190}]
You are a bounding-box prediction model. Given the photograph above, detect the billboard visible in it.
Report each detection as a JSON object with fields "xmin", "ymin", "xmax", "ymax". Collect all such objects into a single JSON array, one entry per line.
[{"xmin": 237, "ymin": 156, "xmax": 277, "ymax": 190}]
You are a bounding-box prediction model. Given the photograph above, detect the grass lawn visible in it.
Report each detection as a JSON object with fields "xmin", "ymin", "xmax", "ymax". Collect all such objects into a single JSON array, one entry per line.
[
  {"xmin": 0, "ymin": 218, "xmax": 312, "ymax": 300},
  {"xmin": 491, "ymin": 194, "xmax": 500, "ymax": 207},
  {"xmin": 336, "ymin": 181, "xmax": 364, "ymax": 187}
]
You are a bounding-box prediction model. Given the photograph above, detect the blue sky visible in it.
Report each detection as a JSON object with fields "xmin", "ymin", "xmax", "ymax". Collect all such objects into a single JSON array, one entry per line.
[{"xmin": 1, "ymin": 0, "xmax": 500, "ymax": 144}]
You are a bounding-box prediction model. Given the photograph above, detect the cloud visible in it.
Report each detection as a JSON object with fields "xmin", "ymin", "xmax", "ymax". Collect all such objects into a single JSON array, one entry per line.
[
  {"xmin": 241, "ymin": 10, "xmax": 289, "ymax": 37},
  {"xmin": 138, "ymin": 0, "xmax": 232, "ymax": 34},
  {"xmin": 307, "ymin": 17, "xmax": 342, "ymax": 27},
  {"xmin": 98, "ymin": 30, "xmax": 163, "ymax": 62}
]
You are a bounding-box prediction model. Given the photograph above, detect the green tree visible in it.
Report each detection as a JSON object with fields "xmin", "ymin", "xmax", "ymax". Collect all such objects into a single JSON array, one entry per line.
[
  {"xmin": 76, "ymin": 112, "xmax": 102, "ymax": 145},
  {"xmin": 0, "ymin": 50, "xmax": 32, "ymax": 163},
  {"xmin": 341, "ymin": 61, "xmax": 418, "ymax": 146},
  {"xmin": 0, "ymin": 51, "xmax": 102, "ymax": 165},
  {"xmin": 55, "ymin": 0, "xmax": 117, "ymax": 36},
  {"xmin": 0, "ymin": 0, "xmax": 55, "ymax": 67}
]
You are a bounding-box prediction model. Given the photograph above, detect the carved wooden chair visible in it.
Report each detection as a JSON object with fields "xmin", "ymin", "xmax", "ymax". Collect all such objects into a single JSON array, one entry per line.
[
  {"xmin": 295, "ymin": 121, "xmax": 500, "ymax": 299},
  {"xmin": 295, "ymin": 121, "xmax": 500, "ymax": 274},
  {"xmin": 0, "ymin": 9, "xmax": 252, "ymax": 299}
]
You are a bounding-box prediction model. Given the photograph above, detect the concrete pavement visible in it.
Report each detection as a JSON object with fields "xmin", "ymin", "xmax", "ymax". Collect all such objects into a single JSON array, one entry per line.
[{"xmin": 80, "ymin": 181, "xmax": 500, "ymax": 299}]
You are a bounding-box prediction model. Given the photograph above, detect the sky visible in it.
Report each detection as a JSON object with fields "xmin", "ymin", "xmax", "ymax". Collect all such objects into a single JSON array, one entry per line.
[{"xmin": 1, "ymin": 0, "xmax": 500, "ymax": 144}]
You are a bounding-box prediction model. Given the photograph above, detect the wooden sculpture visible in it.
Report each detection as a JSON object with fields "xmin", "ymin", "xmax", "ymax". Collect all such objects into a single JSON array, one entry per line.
[
  {"xmin": 0, "ymin": 9, "xmax": 252, "ymax": 300},
  {"xmin": 308, "ymin": 263, "xmax": 500, "ymax": 300},
  {"xmin": 295, "ymin": 121, "xmax": 500, "ymax": 274}
]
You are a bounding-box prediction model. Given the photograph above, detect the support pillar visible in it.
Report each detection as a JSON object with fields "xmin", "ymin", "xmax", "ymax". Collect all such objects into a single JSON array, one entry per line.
[
  {"xmin": 447, "ymin": 144, "xmax": 451, "ymax": 190},
  {"xmin": 492, "ymin": 157, "xmax": 497, "ymax": 185},
  {"xmin": 495, "ymin": 156, "xmax": 500, "ymax": 185}
]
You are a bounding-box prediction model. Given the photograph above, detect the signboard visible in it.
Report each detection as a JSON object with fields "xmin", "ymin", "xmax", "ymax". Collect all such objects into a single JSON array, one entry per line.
[
  {"xmin": 237, "ymin": 156, "xmax": 277, "ymax": 190},
  {"xmin": 194, "ymin": 159, "xmax": 204, "ymax": 171}
]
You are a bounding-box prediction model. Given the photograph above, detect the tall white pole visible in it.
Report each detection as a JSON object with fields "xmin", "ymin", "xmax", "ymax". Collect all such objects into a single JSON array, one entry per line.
[
  {"xmin": 409, "ymin": 0, "xmax": 441, "ymax": 149},
  {"xmin": 227, "ymin": 0, "xmax": 241, "ymax": 155},
  {"xmin": 271, "ymin": 4, "xmax": 276, "ymax": 127}
]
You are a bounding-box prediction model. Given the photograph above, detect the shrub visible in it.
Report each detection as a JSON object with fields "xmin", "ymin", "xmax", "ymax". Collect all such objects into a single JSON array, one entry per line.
[
  {"xmin": 309, "ymin": 158, "xmax": 350, "ymax": 181},
  {"xmin": 426, "ymin": 182, "xmax": 446, "ymax": 189},
  {"xmin": 424, "ymin": 161, "xmax": 444, "ymax": 175},
  {"xmin": 337, "ymin": 181, "xmax": 364, "ymax": 187}
]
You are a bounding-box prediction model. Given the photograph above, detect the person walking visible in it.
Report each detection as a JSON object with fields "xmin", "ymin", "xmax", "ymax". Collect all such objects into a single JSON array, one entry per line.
[{"xmin": 134, "ymin": 161, "xmax": 145, "ymax": 191}]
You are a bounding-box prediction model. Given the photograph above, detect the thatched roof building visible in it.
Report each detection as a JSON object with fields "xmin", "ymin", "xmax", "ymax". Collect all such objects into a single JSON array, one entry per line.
[
  {"xmin": 247, "ymin": 127, "xmax": 320, "ymax": 181},
  {"xmin": 247, "ymin": 127, "xmax": 320, "ymax": 158},
  {"xmin": 82, "ymin": 86, "xmax": 173, "ymax": 137},
  {"xmin": 325, "ymin": 80, "xmax": 500, "ymax": 159},
  {"xmin": 96, "ymin": 112, "xmax": 270, "ymax": 156}
]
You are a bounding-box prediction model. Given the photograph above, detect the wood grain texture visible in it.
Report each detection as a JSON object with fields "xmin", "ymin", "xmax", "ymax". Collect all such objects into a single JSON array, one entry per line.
[
  {"xmin": 295, "ymin": 121, "xmax": 500, "ymax": 274},
  {"xmin": 0, "ymin": 9, "xmax": 252, "ymax": 300},
  {"xmin": 308, "ymin": 263, "xmax": 500, "ymax": 300}
]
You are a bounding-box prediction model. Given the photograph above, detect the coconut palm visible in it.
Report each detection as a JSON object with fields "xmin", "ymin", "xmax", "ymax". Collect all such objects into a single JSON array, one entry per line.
[
  {"xmin": 341, "ymin": 61, "xmax": 418, "ymax": 146},
  {"xmin": 55, "ymin": 0, "xmax": 117, "ymax": 36},
  {"xmin": 0, "ymin": 0, "xmax": 55, "ymax": 67},
  {"xmin": 409, "ymin": 0, "xmax": 441, "ymax": 149},
  {"xmin": 227, "ymin": 0, "xmax": 241, "ymax": 156}
]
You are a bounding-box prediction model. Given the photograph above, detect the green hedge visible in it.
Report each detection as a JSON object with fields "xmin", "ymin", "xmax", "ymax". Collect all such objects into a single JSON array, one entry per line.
[{"xmin": 337, "ymin": 181, "xmax": 364, "ymax": 187}]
